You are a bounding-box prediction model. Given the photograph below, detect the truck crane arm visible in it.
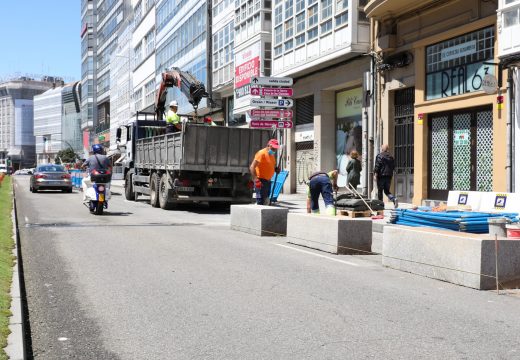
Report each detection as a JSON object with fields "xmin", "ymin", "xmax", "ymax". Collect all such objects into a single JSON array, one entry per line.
[{"xmin": 155, "ymin": 67, "xmax": 209, "ymax": 120}]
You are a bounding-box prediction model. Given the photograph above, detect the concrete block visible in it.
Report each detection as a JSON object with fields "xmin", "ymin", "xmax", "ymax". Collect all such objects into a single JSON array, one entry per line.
[
  {"xmin": 230, "ymin": 205, "xmax": 288, "ymax": 237},
  {"xmin": 287, "ymin": 213, "xmax": 372, "ymax": 254},
  {"xmin": 382, "ymin": 226, "xmax": 520, "ymax": 290}
]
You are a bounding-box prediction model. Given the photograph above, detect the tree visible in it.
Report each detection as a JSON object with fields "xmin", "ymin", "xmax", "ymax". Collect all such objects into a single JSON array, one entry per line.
[{"xmin": 55, "ymin": 148, "xmax": 77, "ymax": 164}]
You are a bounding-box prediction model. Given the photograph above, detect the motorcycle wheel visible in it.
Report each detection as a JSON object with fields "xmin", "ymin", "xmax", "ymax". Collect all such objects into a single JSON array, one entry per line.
[{"xmin": 94, "ymin": 202, "xmax": 104, "ymax": 215}]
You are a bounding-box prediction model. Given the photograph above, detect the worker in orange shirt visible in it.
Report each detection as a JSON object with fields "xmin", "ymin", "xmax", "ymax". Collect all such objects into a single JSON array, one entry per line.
[{"xmin": 250, "ymin": 139, "xmax": 280, "ymax": 205}]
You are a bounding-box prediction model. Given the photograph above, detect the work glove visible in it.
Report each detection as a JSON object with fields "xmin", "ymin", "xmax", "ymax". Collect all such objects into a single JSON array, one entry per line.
[{"xmin": 255, "ymin": 179, "xmax": 262, "ymax": 189}]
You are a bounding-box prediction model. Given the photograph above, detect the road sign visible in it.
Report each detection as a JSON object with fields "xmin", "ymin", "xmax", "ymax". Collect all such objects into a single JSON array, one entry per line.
[
  {"xmin": 250, "ymin": 87, "xmax": 293, "ymax": 97},
  {"xmin": 250, "ymin": 76, "xmax": 293, "ymax": 86},
  {"xmin": 250, "ymin": 98, "xmax": 294, "ymax": 108},
  {"xmin": 250, "ymin": 120, "xmax": 293, "ymax": 129},
  {"xmin": 250, "ymin": 109, "xmax": 293, "ymax": 118}
]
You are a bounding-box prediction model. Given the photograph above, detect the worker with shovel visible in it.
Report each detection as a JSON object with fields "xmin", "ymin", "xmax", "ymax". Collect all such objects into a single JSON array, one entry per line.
[{"xmin": 306, "ymin": 170, "xmax": 338, "ymax": 215}]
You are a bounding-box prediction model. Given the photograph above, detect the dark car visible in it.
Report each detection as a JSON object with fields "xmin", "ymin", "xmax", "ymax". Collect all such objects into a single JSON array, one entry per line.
[{"xmin": 30, "ymin": 164, "xmax": 73, "ymax": 193}]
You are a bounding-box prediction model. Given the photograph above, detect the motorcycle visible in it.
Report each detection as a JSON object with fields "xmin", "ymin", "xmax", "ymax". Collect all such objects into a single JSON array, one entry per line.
[{"xmin": 84, "ymin": 169, "xmax": 112, "ymax": 215}]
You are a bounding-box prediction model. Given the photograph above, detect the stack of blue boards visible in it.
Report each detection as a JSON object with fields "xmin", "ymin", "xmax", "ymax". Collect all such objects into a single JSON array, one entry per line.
[{"xmin": 390, "ymin": 209, "xmax": 519, "ymax": 234}]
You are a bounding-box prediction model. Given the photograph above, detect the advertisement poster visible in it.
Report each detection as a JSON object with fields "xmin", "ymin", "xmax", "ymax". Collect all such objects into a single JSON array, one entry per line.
[
  {"xmin": 233, "ymin": 42, "xmax": 261, "ymax": 113},
  {"xmin": 336, "ymin": 87, "xmax": 363, "ymax": 188}
]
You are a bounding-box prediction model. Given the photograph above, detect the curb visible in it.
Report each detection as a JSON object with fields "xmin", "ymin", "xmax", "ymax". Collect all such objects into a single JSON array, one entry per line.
[{"xmin": 5, "ymin": 183, "xmax": 25, "ymax": 359}]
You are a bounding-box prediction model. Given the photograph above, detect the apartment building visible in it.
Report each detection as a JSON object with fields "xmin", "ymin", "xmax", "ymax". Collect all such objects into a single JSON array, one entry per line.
[
  {"xmin": 271, "ymin": 0, "xmax": 370, "ymax": 194},
  {"xmin": 81, "ymin": 0, "xmax": 97, "ymax": 155}
]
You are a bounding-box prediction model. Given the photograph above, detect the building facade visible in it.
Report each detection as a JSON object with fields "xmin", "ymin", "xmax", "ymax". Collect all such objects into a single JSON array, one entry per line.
[
  {"xmin": 366, "ymin": 0, "xmax": 502, "ymax": 205},
  {"xmin": 34, "ymin": 82, "xmax": 83, "ymax": 165},
  {"xmin": 272, "ymin": 0, "xmax": 370, "ymax": 194},
  {"xmin": 498, "ymin": 0, "xmax": 520, "ymax": 192},
  {"xmin": 0, "ymin": 78, "xmax": 56, "ymax": 169}
]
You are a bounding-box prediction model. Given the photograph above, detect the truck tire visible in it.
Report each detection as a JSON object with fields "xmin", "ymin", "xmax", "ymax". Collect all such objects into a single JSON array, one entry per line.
[
  {"xmin": 150, "ymin": 173, "xmax": 160, "ymax": 208},
  {"xmin": 125, "ymin": 170, "xmax": 135, "ymax": 201},
  {"xmin": 158, "ymin": 173, "xmax": 174, "ymax": 210}
]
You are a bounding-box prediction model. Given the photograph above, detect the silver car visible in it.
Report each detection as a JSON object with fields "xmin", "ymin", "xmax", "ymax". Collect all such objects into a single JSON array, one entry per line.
[{"xmin": 30, "ymin": 164, "xmax": 73, "ymax": 193}]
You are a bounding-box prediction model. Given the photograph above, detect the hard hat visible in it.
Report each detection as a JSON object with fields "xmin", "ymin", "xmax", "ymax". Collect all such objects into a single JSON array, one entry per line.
[
  {"xmin": 92, "ymin": 144, "xmax": 103, "ymax": 154},
  {"xmin": 169, "ymin": 100, "xmax": 178, "ymax": 107}
]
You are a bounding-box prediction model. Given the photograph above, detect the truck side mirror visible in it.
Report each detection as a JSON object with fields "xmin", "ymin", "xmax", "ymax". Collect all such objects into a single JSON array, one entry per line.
[{"xmin": 116, "ymin": 128, "xmax": 122, "ymax": 143}]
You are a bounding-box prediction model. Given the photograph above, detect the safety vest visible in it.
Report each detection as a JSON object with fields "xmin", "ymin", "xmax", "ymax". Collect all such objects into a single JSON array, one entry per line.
[{"xmin": 166, "ymin": 110, "xmax": 180, "ymax": 124}]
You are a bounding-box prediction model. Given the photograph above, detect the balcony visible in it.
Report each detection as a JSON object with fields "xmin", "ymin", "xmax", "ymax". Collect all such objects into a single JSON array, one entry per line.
[{"xmin": 365, "ymin": 0, "xmax": 437, "ymax": 20}]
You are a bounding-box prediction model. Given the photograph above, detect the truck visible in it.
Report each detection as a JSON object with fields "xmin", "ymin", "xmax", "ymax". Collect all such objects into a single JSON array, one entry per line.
[{"xmin": 117, "ymin": 68, "xmax": 271, "ymax": 209}]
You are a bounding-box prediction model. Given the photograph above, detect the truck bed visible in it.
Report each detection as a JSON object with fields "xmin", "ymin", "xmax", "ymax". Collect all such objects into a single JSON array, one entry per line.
[{"xmin": 135, "ymin": 124, "xmax": 272, "ymax": 173}]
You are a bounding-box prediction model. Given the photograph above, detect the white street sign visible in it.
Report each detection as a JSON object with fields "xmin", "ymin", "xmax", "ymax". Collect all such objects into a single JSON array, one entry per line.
[
  {"xmin": 250, "ymin": 98, "xmax": 294, "ymax": 108},
  {"xmin": 250, "ymin": 109, "xmax": 293, "ymax": 118},
  {"xmin": 250, "ymin": 76, "xmax": 293, "ymax": 86}
]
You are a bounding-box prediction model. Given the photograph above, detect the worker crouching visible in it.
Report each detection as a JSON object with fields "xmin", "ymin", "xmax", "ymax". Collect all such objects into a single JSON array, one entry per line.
[{"xmin": 307, "ymin": 170, "xmax": 338, "ymax": 215}]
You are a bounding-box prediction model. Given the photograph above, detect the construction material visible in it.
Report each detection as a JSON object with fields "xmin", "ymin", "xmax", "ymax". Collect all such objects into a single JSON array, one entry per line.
[
  {"xmin": 390, "ymin": 209, "xmax": 518, "ymax": 234},
  {"xmin": 230, "ymin": 205, "xmax": 288, "ymax": 236},
  {"xmin": 338, "ymin": 210, "xmax": 384, "ymax": 218},
  {"xmin": 287, "ymin": 213, "xmax": 372, "ymax": 254},
  {"xmin": 383, "ymin": 225, "xmax": 520, "ymax": 290}
]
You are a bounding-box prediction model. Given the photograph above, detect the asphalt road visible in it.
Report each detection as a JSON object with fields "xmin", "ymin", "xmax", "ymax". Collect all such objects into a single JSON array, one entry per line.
[{"xmin": 13, "ymin": 176, "xmax": 520, "ymax": 359}]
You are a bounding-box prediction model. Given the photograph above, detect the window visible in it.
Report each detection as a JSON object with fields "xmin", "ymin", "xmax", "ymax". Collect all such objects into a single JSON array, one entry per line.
[
  {"xmin": 212, "ymin": 20, "xmax": 235, "ymax": 86},
  {"xmin": 144, "ymin": 28, "xmax": 155, "ymax": 57},
  {"xmin": 320, "ymin": 19, "xmax": 332, "ymax": 34},
  {"xmin": 134, "ymin": 88, "xmax": 143, "ymax": 112},
  {"xmin": 308, "ymin": 4, "xmax": 318, "ymax": 27},
  {"xmin": 335, "ymin": 11, "xmax": 348, "ymax": 27},
  {"xmin": 296, "ymin": 12, "xmax": 305, "ymax": 33},
  {"xmin": 308, "ymin": 0, "xmax": 317, "ymax": 5},
  {"xmin": 285, "ymin": 0, "xmax": 293, "ymax": 18},
  {"xmin": 336, "ymin": 0, "xmax": 347, "ymax": 14},
  {"xmin": 145, "ymin": 0, "xmax": 154, "ymax": 12},
  {"xmin": 504, "ymin": 8, "xmax": 519, "ymax": 27},
  {"xmin": 134, "ymin": 43, "xmax": 143, "ymax": 65},
  {"xmin": 156, "ymin": 0, "xmax": 190, "ymax": 33},
  {"xmin": 308, "ymin": 26, "xmax": 318, "ymax": 40},
  {"xmin": 321, "ymin": 0, "xmax": 332, "ymax": 19},
  {"xmin": 134, "ymin": 1, "xmax": 143, "ymax": 25},
  {"xmin": 295, "ymin": 33, "xmax": 305, "ymax": 46},
  {"xmin": 144, "ymin": 79, "xmax": 155, "ymax": 106},
  {"xmin": 296, "ymin": 0, "xmax": 305, "ymax": 12},
  {"xmin": 274, "ymin": 45, "xmax": 283, "ymax": 56},
  {"xmin": 275, "ymin": 5, "xmax": 283, "ymax": 25},
  {"xmin": 285, "ymin": 39, "xmax": 294, "ymax": 51},
  {"xmin": 285, "ymin": 18, "xmax": 294, "ymax": 39},
  {"xmin": 275, "ymin": 25, "xmax": 283, "ymax": 44}
]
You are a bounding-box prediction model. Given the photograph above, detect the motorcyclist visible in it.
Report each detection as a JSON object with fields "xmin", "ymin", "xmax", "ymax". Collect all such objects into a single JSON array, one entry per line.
[{"xmin": 81, "ymin": 144, "xmax": 112, "ymax": 200}]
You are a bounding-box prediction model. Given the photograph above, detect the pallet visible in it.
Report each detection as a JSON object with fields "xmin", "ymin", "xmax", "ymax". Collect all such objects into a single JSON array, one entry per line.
[{"xmin": 338, "ymin": 210, "xmax": 384, "ymax": 218}]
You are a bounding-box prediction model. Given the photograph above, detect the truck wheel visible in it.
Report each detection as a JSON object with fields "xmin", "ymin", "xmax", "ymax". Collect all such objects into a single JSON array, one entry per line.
[
  {"xmin": 150, "ymin": 173, "xmax": 160, "ymax": 208},
  {"xmin": 125, "ymin": 170, "xmax": 135, "ymax": 201},
  {"xmin": 158, "ymin": 173, "xmax": 173, "ymax": 210}
]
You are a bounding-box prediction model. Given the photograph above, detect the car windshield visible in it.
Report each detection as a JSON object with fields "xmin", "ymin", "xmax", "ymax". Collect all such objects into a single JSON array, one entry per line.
[{"xmin": 38, "ymin": 165, "xmax": 65, "ymax": 172}]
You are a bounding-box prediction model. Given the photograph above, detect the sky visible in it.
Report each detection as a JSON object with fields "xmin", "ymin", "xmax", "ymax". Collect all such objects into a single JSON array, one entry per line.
[{"xmin": 0, "ymin": 1, "xmax": 81, "ymax": 82}]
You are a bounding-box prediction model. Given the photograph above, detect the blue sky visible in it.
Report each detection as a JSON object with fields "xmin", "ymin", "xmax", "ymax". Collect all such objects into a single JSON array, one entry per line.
[{"xmin": 0, "ymin": 1, "xmax": 80, "ymax": 82}]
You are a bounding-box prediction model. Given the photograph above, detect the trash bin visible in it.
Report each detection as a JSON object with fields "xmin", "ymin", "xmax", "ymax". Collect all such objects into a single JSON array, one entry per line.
[{"xmin": 488, "ymin": 217, "xmax": 509, "ymax": 238}]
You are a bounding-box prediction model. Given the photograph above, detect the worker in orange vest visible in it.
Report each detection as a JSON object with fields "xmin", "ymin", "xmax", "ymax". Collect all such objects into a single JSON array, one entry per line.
[{"xmin": 250, "ymin": 139, "xmax": 280, "ymax": 205}]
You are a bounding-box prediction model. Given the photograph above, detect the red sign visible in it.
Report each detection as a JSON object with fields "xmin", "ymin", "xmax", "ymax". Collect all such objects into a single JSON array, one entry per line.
[
  {"xmin": 250, "ymin": 120, "xmax": 293, "ymax": 129},
  {"xmin": 235, "ymin": 57, "xmax": 260, "ymax": 88},
  {"xmin": 250, "ymin": 109, "xmax": 293, "ymax": 118},
  {"xmin": 250, "ymin": 87, "xmax": 293, "ymax": 97}
]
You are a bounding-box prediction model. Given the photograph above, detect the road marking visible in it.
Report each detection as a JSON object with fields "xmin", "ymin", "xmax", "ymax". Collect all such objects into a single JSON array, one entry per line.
[
  {"xmin": 274, "ymin": 244, "xmax": 361, "ymax": 267},
  {"xmin": 58, "ymin": 337, "xmax": 68, "ymax": 341},
  {"xmin": 24, "ymin": 216, "xmax": 29, "ymax": 223}
]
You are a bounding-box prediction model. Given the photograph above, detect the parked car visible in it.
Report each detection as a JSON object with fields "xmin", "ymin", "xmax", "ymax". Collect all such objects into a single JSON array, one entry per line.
[
  {"xmin": 0, "ymin": 164, "xmax": 7, "ymax": 174},
  {"xmin": 14, "ymin": 168, "xmax": 33, "ymax": 175},
  {"xmin": 30, "ymin": 164, "xmax": 73, "ymax": 193}
]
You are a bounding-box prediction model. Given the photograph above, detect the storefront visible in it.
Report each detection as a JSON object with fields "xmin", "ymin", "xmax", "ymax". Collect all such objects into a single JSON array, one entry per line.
[{"xmin": 412, "ymin": 18, "xmax": 506, "ymax": 203}]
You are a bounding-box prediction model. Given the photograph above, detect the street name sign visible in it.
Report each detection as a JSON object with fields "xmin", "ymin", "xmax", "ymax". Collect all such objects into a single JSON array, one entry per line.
[
  {"xmin": 250, "ymin": 87, "xmax": 293, "ymax": 97},
  {"xmin": 250, "ymin": 109, "xmax": 293, "ymax": 118},
  {"xmin": 250, "ymin": 76, "xmax": 293, "ymax": 86},
  {"xmin": 250, "ymin": 98, "xmax": 294, "ymax": 108},
  {"xmin": 250, "ymin": 120, "xmax": 293, "ymax": 129}
]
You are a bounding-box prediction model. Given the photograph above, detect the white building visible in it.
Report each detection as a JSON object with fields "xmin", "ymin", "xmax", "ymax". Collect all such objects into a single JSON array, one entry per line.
[
  {"xmin": 498, "ymin": 0, "xmax": 520, "ymax": 192},
  {"xmin": 34, "ymin": 88, "xmax": 63, "ymax": 164},
  {"xmin": 271, "ymin": 0, "xmax": 371, "ymax": 193},
  {"xmin": 155, "ymin": 0, "xmax": 208, "ymax": 116}
]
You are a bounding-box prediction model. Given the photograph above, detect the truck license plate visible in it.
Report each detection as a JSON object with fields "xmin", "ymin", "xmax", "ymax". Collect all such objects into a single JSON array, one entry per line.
[{"xmin": 176, "ymin": 186, "xmax": 194, "ymax": 192}]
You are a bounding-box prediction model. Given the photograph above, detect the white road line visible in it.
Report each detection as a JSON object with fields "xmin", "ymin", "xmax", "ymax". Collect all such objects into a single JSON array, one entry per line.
[
  {"xmin": 24, "ymin": 216, "xmax": 29, "ymax": 223},
  {"xmin": 274, "ymin": 243, "xmax": 361, "ymax": 267}
]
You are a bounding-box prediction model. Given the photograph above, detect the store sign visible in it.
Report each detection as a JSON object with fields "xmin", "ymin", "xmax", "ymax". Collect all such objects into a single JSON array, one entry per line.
[
  {"xmin": 426, "ymin": 62, "xmax": 494, "ymax": 100},
  {"xmin": 453, "ymin": 129, "xmax": 470, "ymax": 146},
  {"xmin": 336, "ymin": 87, "xmax": 363, "ymax": 118},
  {"xmin": 440, "ymin": 40, "xmax": 476, "ymax": 62}
]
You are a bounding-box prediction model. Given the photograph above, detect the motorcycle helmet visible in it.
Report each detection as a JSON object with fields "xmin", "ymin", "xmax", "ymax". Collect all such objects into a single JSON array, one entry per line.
[{"xmin": 92, "ymin": 144, "xmax": 103, "ymax": 154}]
